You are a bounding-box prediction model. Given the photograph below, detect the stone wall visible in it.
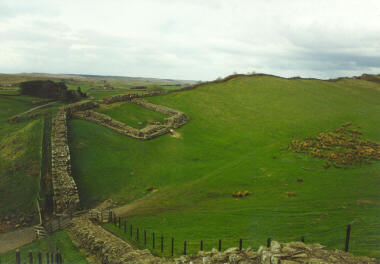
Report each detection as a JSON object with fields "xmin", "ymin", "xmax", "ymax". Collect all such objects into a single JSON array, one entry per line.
[
  {"xmin": 63, "ymin": 100, "xmax": 98, "ymax": 116},
  {"xmin": 51, "ymin": 108, "xmax": 80, "ymax": 215},
  {"xmin": 71, "ymin": 99, "xmax": 189, "ymax": 140},
  {"xmin": 68, "ymin": 213, "xmax": 377, "ymax": 264}
]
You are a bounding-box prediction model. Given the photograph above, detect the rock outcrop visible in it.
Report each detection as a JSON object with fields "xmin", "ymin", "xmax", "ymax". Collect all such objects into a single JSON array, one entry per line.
[{"xmin": 51, "ymin": 108, "xmax": 79, "ymax": 215}]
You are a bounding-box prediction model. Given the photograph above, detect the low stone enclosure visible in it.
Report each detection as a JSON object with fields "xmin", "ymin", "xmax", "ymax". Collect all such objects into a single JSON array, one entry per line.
[
  {"xmin": 50, "ymin": 97, "xmax": 188, "ymax": 215},
  {"xmin": 71, "ymin": 98, "xmax": 189, "ymax": 140}
]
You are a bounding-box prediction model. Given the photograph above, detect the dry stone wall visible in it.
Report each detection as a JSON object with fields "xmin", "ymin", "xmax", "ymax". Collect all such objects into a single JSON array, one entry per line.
[
  {"xmin": 51, "ymin": 108, "xmax": 80, "ymax": 215},
  {"xmin": 68, "ymin": 213, "xmax": 377, "ymax": 264},
  {"xmin": 72, "ymin": 99, "xmax": 188, "ymax": 140}
]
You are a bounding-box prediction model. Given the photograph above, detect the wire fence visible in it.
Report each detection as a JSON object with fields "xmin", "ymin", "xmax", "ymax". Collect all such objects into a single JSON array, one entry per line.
[{"xmin": 102, "ymin": 211, "xmax": 357, "ymax": 258}]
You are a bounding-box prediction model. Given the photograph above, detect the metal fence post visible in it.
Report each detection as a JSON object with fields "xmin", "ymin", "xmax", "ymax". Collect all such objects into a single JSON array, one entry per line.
[
  {"xmin": 345, "ymin": 224, "xmax": 351, "ymax": 252},
  {"xmin": 171, "ymin": 238, "xmax": 174, "ymax": 256},
  {"xmin": 161, "ymin": 236, "xmax": 164, "ymax": 253},
  {"xmin": 267, "ymin": 238, "xmax": 271, "ymax": 248},
  {"xmin": 218, "ymin": 239, "xmax": 222, "ymax": 251},
  {"xmin": 16, "ymin": 249, "xmax": 21, "ymax": 264}
]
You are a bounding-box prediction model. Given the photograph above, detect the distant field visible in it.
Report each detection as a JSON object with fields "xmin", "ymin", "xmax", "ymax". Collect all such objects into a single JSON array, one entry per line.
[
  {"xmin": 95, "ymin": 102, "xmax": 168, "ymax": 129},
  {"xmin": 69, "ymin": 75, "xmax": 380, "ymax": 258}
]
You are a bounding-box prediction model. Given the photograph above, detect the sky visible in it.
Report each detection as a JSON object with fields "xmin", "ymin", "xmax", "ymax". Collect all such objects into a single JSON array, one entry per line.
[{"xmin": 0, "ymin": 0, "xmax": 380, "ymax": 81}]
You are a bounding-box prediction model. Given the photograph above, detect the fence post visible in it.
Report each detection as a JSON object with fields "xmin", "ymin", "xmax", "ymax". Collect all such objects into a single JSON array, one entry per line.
[
  {"xmin": 239, "ymin": 238, "xmax": 242, "ymax": 251},
  {"xmin": 345, "ymin": 224, "xmax": 351, "ymax": 252},
  {"xmin": 218, "ymin": 239, "xmax": 222, "ymax": 251},
  {"xmin": 46, "ymin": 253, "xmax": 49, "ymax": 264},
  {"xmin": 200, "ymin": 240, "xmax": 203, "ymax": 251},
  {"xmin": 38, "ymin": 252, "xmax": 42, "ymax": 264},
  {"xmin": 171, "ymin": 238, "xmax": 174, "ymax": 256},
  {"xmin": 153, "ymin": 232, "xmax": 155, "ymax": 249},
  {"xmin": 124, "ymin": 219, "xmax": 126, "ymax": 233},
  {"xmin": 118, "ymin": 217, "xmax": 121, "ymax": 228},
  {"xmin": 144, "ymin": 230, "xmax": 147, "ymax": 246},
  {"xmin": 16, "ymin": 249, "xmax": 21, "ymax": 264},
  {"xmin": 184, "ymin": 241, "xmax": 187, "ymax": 255},
  {"xmin": 267, "ymin": 238, "xmax": 271, "ymax": 248},
  {"xmin": 29, "ymin": 250, "xmax": 33, "ymax": 264},
  {"xmin": 161, "ymin": 236, "xmax": 164, "ymax": 253},
  {"xmin": 301, "ymin": 236, "xmax": 305, "ymax": 242},
  {"xmin": 51, "ymin": 252, "xmax": 54, "ymax": 264},
  {"xmin": 137, "ymin": 228, "xmax": 139, "ymax": 241},
  {"xmin": 108, "ymin": 211, "xmax": 112, "ymax": 222},
  {"xmin": 130, "ymin": 224, "xmax": 133, "ymax": 238},
  {"xmin": 55, "ymin": 251, "xmax": 59, "ymax": 264},
  {"xmin": 113, "ymin": 214, "xmax": 116, "ymax": 226}
]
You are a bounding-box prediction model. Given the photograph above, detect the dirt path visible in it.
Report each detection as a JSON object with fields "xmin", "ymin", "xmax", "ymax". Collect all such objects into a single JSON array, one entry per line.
[
  {"xmin": 17, "ymin": 101, "xmax": 57, "ymax": 116},
  {"xmin": 0, "ymin": 227, "xmax": 35, "ymax": 253}
]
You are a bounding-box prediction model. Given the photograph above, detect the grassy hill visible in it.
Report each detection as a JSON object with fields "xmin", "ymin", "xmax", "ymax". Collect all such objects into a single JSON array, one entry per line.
[
  {"xmin": 68, "ymin": 75, "xmax": 380, "ymax": 258},
  {"xmin": 0, "ymin": 96, "xmax": 45, "ymax": 222}
]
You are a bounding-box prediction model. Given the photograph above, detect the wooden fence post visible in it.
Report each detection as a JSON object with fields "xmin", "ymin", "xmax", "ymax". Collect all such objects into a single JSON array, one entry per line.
[
  {"xmin": 267, "ymin": 238, "xmax": 271, "ymax": 248},
  {"xmin": 144, "ymin": 230, "xmax": 147, "ymax": 246},
  {"xmin": 153, "ymin": 232, "xmax": 155, "ymax": 249},
  {"xmin": 46, "ymin": 253, "xmax": 49, "ymax": 264},
  {"xmin": 28, "ymin": 250, "xmax": 33, "ymax": 264},
  {"xmin": 55, "ymin": 251, "xmax": 59, "ymax": 264},
  {"xmin": 218, "ymin": 239, "xmax": 222, "ymax": 251},
  {"xmin": 161, "ymin": 236, "xmax": 164, "ymax": 253},
  {"xmin": 171, "ymin": 238, "xmax": 174, "ymax": 256},
  {"xmin": 345, "ymin": 224, "xmax": 351, "ymax": 252},
  {"xmin": 50, "ymin": 252, "xmax": 54, "ymax": 264},
  {"xmin": 184, "ymin": 241, "xmax": 187, "ymax": 255},
  {"xmin": 38, "ymin": 252, "xmax": 42, "ymax": 264},
  {"xmin": 108, "ymin": 211, "xmax": 112, "ymax": 222},
  {"xmin": 200, "ymin": 240, "xmax": 203, "ymax": 251},
  {"xmin": 118, "ymin": 217, "xmax": 121, "ymax": 228},
  {"xmin": 16, "ymin": 249, "xmax": 21, "ymax": 264},
  {"xmin": 239, "ymin": 238, "xmax": 242, "ymax": 251}
]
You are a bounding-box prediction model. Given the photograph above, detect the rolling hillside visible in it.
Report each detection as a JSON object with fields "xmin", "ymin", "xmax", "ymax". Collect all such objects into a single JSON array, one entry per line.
[{"xmin": 68, "ymin": 75, "xmax": 380, "ymax": 258}]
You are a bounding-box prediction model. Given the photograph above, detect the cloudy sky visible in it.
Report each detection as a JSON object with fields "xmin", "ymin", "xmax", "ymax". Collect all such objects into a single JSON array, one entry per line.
[{"xmin": 0, "ymin": 0, "xmax": 379, "ymax": 80}]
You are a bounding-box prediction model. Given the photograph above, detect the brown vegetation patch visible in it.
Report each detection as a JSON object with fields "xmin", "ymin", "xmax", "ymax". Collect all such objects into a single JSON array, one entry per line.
[
  {"xmin": 232, "ymin": 190, "xmax": 249, "ymax": 198},
  {"xmin": 288, "ymin": 123, "xmax": 380, "ymax": 168}
]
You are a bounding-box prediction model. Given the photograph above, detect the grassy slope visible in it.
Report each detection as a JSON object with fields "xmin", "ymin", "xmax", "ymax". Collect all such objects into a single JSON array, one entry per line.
[
  {"xmin": 95, "ymin": 102, "xmax": 168, "ymax": 129},
  {"xmin": 0, "ymin": 97, "xmax": 44, "ymax": 217},
  {"xmin": 69, "ymin": 76, "xmax": 380, "ymax": 258},
  {"xmin": 0, "ymin": 231, "xmax": 88, "ymax": 264}
]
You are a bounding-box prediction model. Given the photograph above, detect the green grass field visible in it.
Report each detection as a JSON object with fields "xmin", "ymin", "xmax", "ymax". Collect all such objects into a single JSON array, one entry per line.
[
  {"xmin": 0, "ymin": 97, "xmax": 44, "ymax": 218},
  {"xmin": 0, "ymin": 231, "xmax": 88, "ymax": 264},
  {"xmin": 95, "ymin": 102, "xmax": 168, "ymax": 129},
  {"xmin": 68, "ymin": 75, "xmax": 380, "ymax": 258}
]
